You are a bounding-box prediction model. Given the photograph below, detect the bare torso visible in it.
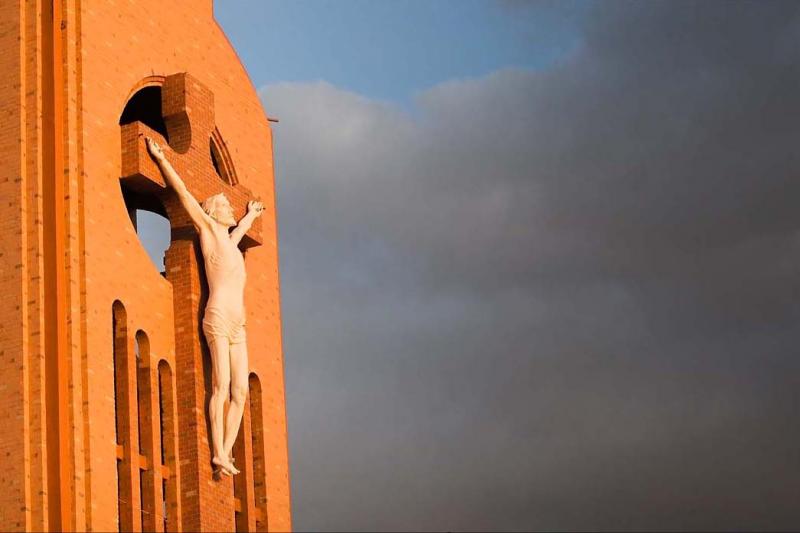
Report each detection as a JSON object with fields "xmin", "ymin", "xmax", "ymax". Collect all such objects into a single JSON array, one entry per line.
[{"xmin": 200, "ymin": 226, "xmax": 247, "ymax": 322}]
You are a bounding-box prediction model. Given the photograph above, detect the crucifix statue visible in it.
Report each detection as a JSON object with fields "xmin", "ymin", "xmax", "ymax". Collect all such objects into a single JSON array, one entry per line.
[
  {"xmin": 121, "ymin": 73, "xmax": 265, "ymax": 486},
  {"xmin": 146, "ymin": 137, "xmax": 262, "ymax": 476}
]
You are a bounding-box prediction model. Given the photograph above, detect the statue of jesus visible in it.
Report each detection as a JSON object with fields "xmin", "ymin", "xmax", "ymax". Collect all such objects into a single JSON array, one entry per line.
[{"xmin": 147, "ymin": 137, "xmax": 263, "ymax": 477}]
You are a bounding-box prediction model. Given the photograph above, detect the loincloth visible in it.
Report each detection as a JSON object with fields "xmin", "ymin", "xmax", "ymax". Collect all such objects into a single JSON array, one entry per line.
[{"xmin": 202, "ymin": 306, "xmax": 247, "ymax": 345}]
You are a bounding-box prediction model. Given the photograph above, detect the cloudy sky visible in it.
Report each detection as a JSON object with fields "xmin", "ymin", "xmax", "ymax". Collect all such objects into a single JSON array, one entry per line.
[{"xmin": 136, "ymin": 1, "xmax": 800, "ymax": 530}]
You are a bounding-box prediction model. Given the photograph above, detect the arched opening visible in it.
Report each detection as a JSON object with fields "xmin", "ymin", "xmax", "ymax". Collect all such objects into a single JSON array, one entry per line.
[
  {"xmin": 210, "ymin": 138, "xmax": 226, "ymax": 182},
  {"xmin": 119, "ymin": 84, "xmax": 173, "ymax": 276},
  {"xmin": 249, "ymin": 373, "xmax": 268, "ymax": 531},
  {"xmin": 112, "ymin": 301, "xmax": 136, "ymax": 532},
  {"xmin": 210, "ymin": 128, "xmax": 239, "ymax": 185},
  {"xmin": 119, "ymin": 86, "xmax": 168, "ymax": 141},
  {"xmin": 158, "ymin": 360, "xmax": 179, "ymax": 532},
  {"xmin": 233, "ymin": 395, "xmax": 252, "ymax": 532},
  {"xmin": 135, "ymin": 331, "xmax": 157, "ymax": 530}
]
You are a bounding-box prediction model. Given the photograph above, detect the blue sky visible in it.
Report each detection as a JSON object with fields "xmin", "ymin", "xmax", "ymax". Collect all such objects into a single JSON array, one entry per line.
[
  {"xmin": 140, "ymin": 0, "xmax": 586, "ymax": 270},
  {"xmin": 214, "ymin": 0, "xmax": 584, "ymax": 105}
]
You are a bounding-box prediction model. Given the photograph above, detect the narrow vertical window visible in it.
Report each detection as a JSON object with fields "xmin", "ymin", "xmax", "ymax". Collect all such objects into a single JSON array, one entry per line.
[
  {"xmin": 233, "ymin": 399, "xmax": 252, "ymax": 532},
  {"xmin": 136, "ymin": 331, "xmax": 158, "ymax": 530},
  {"xmin": 158, "ymin": 360, "xmax": 179, "ymax": 532},
  {"xmin": 112, "ymin": 301, "xmax": 135, "ymax": 532},
  {"xmin": 249, "ymin": 373, "xmax": 268, "ymax": 531}
]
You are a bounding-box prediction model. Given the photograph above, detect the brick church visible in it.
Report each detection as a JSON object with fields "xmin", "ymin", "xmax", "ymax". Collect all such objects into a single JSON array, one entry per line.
[{"xmin": 0, "ymin": 1, "xmax": 291, "ymax": 531}]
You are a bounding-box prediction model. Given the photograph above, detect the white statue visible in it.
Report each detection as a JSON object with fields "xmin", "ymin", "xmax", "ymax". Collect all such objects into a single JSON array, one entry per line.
[{"xmin": 146, "ymin": 137, "xmax": 264, "ymax": 477}]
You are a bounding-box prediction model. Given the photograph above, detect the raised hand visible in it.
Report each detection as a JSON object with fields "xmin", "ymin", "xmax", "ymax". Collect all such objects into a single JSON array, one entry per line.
[
  {"xmin": 145, "ymin": 137, "xmax": 165, "ymax": 161},
  {"xmin": 247, "ymin": 200, "xmax": 264, "ymax": 216}
]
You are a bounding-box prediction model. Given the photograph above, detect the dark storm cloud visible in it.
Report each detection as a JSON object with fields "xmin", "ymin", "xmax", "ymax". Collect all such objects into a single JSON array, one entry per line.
[{"xmin": 261, "ymin": 2, "xmax": 800, "ymax": 530}]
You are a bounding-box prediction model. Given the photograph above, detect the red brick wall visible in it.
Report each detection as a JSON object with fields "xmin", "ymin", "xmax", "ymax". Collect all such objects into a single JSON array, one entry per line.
[
  {"xmin": 0, "ymin": 1, "xmax": 291, "ymax": 530},
  {"xmin": 79, "ymin": 1, "xmax": 291, "ymax": 530},
  {"xmin": 0, "ymin": 1, "xmax": 31, "ymax": 530}
]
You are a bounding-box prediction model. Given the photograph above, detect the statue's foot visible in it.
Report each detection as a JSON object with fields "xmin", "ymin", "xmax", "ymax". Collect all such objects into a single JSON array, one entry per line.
[
  {"xmin": 226, "ymin": 456, "xmax": 240, "ymax": 475},
  {"xmin": 212, "ymin": 456, "xmax": 237, "ymax": 476}
]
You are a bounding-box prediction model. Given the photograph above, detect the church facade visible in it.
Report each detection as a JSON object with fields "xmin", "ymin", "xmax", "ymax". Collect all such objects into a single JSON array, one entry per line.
[{"xmin": 0, "ymin": 1, "xmax": 290, "ymax": 530}]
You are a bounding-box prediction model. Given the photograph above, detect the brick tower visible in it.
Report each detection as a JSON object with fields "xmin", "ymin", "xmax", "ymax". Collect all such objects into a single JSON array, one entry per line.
[{"xmin": 0, "ymin": 1, "xmax": 291, "ymax": 531}]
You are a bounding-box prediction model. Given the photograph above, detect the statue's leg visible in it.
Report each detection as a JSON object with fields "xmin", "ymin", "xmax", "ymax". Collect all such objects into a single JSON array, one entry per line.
[
  {"xmin": 208, "ymin": 337, "xmax": 232, "ymax": 467},
  {"xmin": 222, "ymin": 340, "xmax": 249, "ymax": 460}
]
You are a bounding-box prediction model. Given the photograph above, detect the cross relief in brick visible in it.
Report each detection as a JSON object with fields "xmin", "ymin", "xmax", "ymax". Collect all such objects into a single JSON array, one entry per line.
[
  {"xmin": 118, "ymin": 72, "xmax": 263, "ymax": 530},
  {"xmin": 120, "ymin": 72, "xmax": 262, "ymax": 249}
]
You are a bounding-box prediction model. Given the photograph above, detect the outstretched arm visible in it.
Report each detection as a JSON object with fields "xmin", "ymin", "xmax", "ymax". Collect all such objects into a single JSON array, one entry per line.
[
  {"xmin": 230, "ymin": 200, "xmax": 264, "ymax": 246},
  {"xmin": 146, "ymin": 137, "xmax": 213, "ymax": 229}
]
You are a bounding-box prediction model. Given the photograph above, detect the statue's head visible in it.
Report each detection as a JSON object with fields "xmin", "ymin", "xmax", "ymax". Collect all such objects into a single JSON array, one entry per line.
[{"xmin": 202, "ymin": 193, "xmax": 236, "ymax": 227}]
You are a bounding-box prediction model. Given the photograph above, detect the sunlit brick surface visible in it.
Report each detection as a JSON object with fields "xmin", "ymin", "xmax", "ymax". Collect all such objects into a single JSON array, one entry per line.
[{"xmin": 0, "ymin": 1, "xmax": 290, "ymax": 531}]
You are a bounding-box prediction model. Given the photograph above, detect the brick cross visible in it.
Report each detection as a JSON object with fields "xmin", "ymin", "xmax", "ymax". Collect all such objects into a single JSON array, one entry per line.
[
  {"xmin": 120, "ymin": 72, "xmax": 262, "ymax": 248},
  {"xmin": 119, "ymin": 73, "xmax": 263, "ymax": 518}
]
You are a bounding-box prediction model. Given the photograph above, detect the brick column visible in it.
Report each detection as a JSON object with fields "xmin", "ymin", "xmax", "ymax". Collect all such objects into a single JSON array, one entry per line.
[{"xmin": 165, "ymin": 236, "xmax": 234, "ymax": 532}]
